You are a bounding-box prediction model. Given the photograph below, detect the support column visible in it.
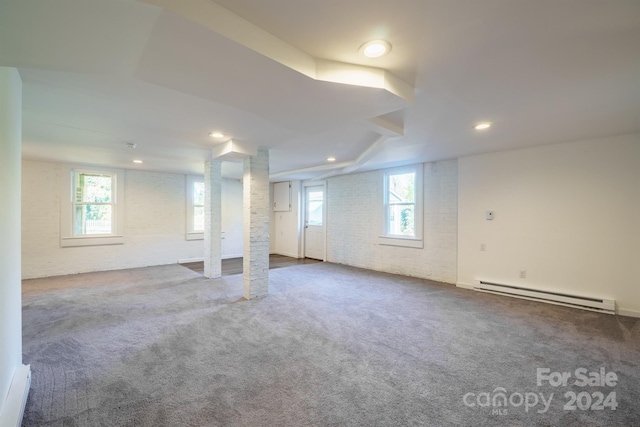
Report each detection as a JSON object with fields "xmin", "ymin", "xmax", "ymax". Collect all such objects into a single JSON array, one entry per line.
[
  {"xmin": 203, "ymin": 160, "xmax": 222, "ymax": 278},
  {"xmin": 0, "ymin": 67, "xmax": 26, "ymax": 416},
  {"xmin": 243, "ymin": 147, "xmax": 270, "ymax": 299}
]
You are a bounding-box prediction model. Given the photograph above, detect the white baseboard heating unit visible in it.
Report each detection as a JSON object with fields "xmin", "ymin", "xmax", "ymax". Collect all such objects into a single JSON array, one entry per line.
[{"xmin": 474, "ymin": 280, "xmax": 615, "ymax": 314}]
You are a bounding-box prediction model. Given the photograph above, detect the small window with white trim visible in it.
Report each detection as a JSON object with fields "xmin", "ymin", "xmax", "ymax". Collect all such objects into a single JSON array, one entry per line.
[
  {"xmin": 186, "ymin": 175, "xmax": 205, "ymax": 240},
  {"xmin": 379, "ymin": 165, "xmax": 423, "ymax": 248},
  {"xmin": 73, "ymin": 171, "xmax": 115, "ymax": 235},
  {"xmin": 60, "ymin": 167, "xmax": 124, "ymax": 247}
]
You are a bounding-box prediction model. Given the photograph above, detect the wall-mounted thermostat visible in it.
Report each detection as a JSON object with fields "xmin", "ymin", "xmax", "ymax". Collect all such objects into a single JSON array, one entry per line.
[{"xmin": 486, "ymin": 211, "xmax": 494, "ymax": 220}]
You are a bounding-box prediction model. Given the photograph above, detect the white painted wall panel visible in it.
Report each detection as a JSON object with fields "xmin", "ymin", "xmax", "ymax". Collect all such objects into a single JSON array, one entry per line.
[{"xmin": 457, "ymin": 133, "xmax": 640, "ymax": 315}]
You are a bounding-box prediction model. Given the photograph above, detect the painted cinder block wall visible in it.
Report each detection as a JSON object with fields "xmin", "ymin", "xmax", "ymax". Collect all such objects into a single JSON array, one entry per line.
[
  {"xmin": 242, "ymin": 148, "xmax": 271, "ymax": 299},
  {"xmin": 326, "ymin": 160, "xmax": 458, "ymax": 284},
  {"xmin": 21, "ymin": 160, "xmax": 242, "ymax": 279}
]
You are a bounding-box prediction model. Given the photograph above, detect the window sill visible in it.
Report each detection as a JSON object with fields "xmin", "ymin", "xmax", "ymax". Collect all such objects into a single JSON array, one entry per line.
[
  {"xmin": 186, "ymin": 232, "xmax": 204, "ymax": 241},
  {"xmin": 378, "ymin": 236, "xmax": 424, "ymax": 249},
  {"xmin": 60, "ymin": 235, "xmax": 124, "ymax": 248}
]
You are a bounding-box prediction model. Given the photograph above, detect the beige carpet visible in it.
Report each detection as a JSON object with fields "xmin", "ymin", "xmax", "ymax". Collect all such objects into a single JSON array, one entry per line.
[{"xmin": 22, "ymin": 262, "xmax": 640, "ymax": 426}]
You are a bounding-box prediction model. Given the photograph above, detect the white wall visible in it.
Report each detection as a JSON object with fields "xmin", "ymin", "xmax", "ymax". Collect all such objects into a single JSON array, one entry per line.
[
  {"xmin": 271, "ymin": 180, "xmax": 302, "ymax": 258},
  {"xmin": 269, "ymin": 183, "xmax": 276, "ymax": 254},
  {"xmin": 457, "ymin": 133, "xmax": 640, "ymax": 316},
  {"xmin": 0, "ymin": 67, "xmax": 23, "ymax": 414},
  {"xmin": 22, "ymin": 160, "xmax": 243, "ymax": 278},
  {"xmin": 326, "ymin": 160, "xmax": 458, "ymax": 283}
]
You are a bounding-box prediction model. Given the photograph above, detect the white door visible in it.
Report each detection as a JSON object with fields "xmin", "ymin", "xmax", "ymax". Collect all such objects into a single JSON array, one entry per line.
[{"xmin": 304, "ymin": 186, "xmax": 325, "ymax": 260}]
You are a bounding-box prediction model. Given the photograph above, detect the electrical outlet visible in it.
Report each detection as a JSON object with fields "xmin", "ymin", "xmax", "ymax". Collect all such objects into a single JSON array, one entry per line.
[
  {"xmin": 480, "ymin": 243, "xmax": 486, "ymax": 251},
  {"xmin": 519, "ymin": 270, "xmax": 526, "ymax": 279}
]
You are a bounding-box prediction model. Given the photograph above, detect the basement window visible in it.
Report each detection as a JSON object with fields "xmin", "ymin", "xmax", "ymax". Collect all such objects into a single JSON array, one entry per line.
[
  {"xmin": 186, "ymin": 175, "xmax": 204, "ymax": 240},
  {"xmin": 379, "ymin": 165, "xmax": 423, "ymax": 249},
  {"xmin": 60, "ymin": 167, "xmax": 124, "ymax": 247}
]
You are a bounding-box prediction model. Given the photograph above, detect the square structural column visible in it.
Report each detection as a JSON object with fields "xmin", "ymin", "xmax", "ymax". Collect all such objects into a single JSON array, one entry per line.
[
  {"xmin": 0, "ymin": 67, "xmax": 28, "ymax": 419},
  {"xmin": 204, "ymin": 160, "xmax": 222, "ymax": 279},
  {"xmin": 243, "ymin": 147, "xmax": 270, "ymax": 299}
]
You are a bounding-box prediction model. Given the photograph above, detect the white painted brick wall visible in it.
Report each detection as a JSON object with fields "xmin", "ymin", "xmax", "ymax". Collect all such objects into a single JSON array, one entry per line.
[
  {"xmin": 327, "ymin": 160, "xmax": 458, "ymax": 283},
  {"xmin": 243, "ymin": 148, "xmax": 270, "ymax": 299},
  {"xmin": 22, "ymin": 160, "xmax": 205, "ymax": 278}
]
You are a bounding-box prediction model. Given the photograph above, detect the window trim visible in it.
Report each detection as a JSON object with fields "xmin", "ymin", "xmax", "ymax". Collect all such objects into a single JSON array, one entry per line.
[
  {"xmin": 378, "ymin": 165, "xmax": 424, "ymax": 249},
  {"xmin": 186, "ymin": 175, "xmax": 204, "ymax": 241},
  {"xmin": 60, "ymin": 166, "xmax": 124, "ymax": 247}
]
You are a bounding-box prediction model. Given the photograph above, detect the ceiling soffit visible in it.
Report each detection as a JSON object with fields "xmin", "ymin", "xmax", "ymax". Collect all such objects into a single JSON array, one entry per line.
[
  {"xmin": 134, "ymin": 10, "xmax": 410, "ymax": 134},
  {"xmin": 140, "ymin": 0, "xmax": 414, "ymax": 102}
]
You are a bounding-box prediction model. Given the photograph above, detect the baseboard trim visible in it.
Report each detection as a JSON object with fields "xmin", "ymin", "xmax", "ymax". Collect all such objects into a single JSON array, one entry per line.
[
  {"xmin": 178, "ymin": 257, "xmax": 203, "ymax": 264},
  {"xmin": 617, "ymin": 308, "xmax": 640, "ymax": 318},
  {"xmin": 271, "ymin": 251, "xmax": 301, "ymax": 259},
  {"xmin": 0, "ymin": 364, "xmax": 31, "ymax": 427},
  {"xmin": 178, "ymin": 255, "xmax": 244, "ymax": 264},
  {"xmin": 455, "ymin": 282, "xmax": 474, "ymax": 290}
]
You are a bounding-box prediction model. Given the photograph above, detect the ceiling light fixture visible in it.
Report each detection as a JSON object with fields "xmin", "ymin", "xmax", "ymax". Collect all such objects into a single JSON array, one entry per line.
[
  {"xmin": 359, "ymin": 40, "xmax": 392, "ymax": 58},
  {"xmin": 327, "ymin": 157, "xmax": 336, "ymax": 162},
  {"xmin": 209, "ymin": 132, "xmax": 225, "ymax": 138},
  {"xmin": 474, "ymin": 122, "xmax": 492, "ymax": 130},
  {"xmin": 133, "ymin": 160, "xmax": 143, "ymax": 164}
]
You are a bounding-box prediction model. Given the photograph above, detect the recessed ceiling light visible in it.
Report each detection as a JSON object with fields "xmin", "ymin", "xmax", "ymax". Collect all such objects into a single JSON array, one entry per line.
[
  {"xmin": 359, "ymin": 40, "xmax": 392, "ymax": 58},
  {"xmin": 209, "ymin": 132, "xmax": 225, "ymax": 138},
  {"xmin": 474, "ymin": 122, "xmax": 492, "ymax": 130},
  {"xmin": 327, "ymin": 157, "xmax": 336, "ymax": 162},
  {"xmin": 133, "ymin": 160, "xmax": 143, "ymax": 164}
]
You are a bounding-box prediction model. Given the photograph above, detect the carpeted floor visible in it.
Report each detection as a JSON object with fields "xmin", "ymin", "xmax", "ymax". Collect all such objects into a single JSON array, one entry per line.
[
  {"xmin": 21, "ymin": 262, "xmax": 640, "ymax": 426},
  {"xmin": 180, "ymin": 254, "xmax": 322, "ymax": 276}
]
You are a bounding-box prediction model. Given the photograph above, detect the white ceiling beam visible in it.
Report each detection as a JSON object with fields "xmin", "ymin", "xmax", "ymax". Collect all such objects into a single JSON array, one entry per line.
[
  {"xmin": 342, "ymin": 135, "xmax": 389, "ymax": 174},
  {"xmin": 140, "ymin": 0, "xmax": 316, "ymax": 78},
  {"xmin": 315, "ymin": 60, "xmax": 414, "ymax": 103},
  {"xmin": 365, "ymin": 116, "xmax": 404, "ymax": 137},
  {"xmin": 140, "ymin": 0, "xmax": 414, "ymax": 103},
  {"xmin": 212, "ymin": 140, "xmax": 256, "ymax": 161},
  {"xmin": 269, "ymin": 160, "xmax": 354, "ymax": 180},
  {"xmin": 269, "ymin": 133, "xmax": 391, "ymax": 181}
]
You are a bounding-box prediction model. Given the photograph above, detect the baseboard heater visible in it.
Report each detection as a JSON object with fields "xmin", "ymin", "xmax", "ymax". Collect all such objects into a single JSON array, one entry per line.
[
  {"xmin": 0, "ymin": 365, "xmax": 31, "ymax": 427},
  {"xmin": 474, "ymin": 280, "xmax": 615, "ymax": 314}
]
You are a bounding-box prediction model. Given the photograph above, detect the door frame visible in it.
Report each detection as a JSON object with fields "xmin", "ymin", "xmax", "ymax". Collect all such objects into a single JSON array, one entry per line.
[{"xmin": 301, "ymin": 181, "xmax": 327, "ymax": 261}]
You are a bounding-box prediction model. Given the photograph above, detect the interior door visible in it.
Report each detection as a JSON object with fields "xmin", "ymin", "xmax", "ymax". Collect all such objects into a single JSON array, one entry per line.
[{"xmin": 304, "ymin": 186, "xmax": 325, "ymax": 260}]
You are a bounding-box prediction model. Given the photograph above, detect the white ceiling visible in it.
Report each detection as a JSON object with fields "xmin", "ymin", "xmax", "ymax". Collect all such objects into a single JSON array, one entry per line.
[{"xmin": 1, "ymin": 0, "xmax": 639, "ymax": 180}]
